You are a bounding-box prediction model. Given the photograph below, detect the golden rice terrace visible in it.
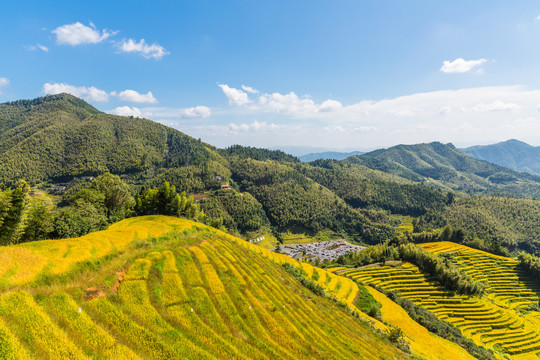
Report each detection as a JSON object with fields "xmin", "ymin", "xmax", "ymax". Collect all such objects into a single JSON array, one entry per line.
[
  {"xmin": 0, "ymin": 216, "xmax": 408, "ymax": 359},
  {"xmin": 337, "ymin": 242, "xmax": 540, "ymax": 359}
]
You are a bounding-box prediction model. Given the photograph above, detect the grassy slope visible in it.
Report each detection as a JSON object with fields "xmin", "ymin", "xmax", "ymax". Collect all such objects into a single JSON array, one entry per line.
[{"xmin": 0, "ymin": 216, "xmax": 409, "ymax": 359}]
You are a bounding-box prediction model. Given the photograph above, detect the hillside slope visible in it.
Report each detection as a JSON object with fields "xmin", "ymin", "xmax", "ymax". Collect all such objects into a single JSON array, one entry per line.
[
  {"xmin": 345, "ymin": 141, "xmax": 540, "ymax": 198},
  {"xmin": 463, "ymin": 139, "xmax": 540, "ymax": 176},
  {"xmin": 0, "ymin": 215, "xmax": 411, "ymax": 359},
  {"xmin": 0, "ymin": 94, "xmax": 213, "ymax": 185}
]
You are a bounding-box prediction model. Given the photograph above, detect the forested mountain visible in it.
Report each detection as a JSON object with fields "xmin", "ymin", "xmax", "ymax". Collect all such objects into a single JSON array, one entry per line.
[
  {"xmin": 345, "ymin": 141, "xmax": 540, "ymax": 198},
  {"xmin": 0, "ymin": 94, "xmax": 395, "ymax": 244},
  {"xmin": 462, "ymin": 139, "xmax": 540, "ymax": 176},
  {"xmin": 0, "ymin": 93, "xmax": 212, "ymax": 186},
  {"xmin": 3, "ymin": 94, "xmax": 540, "ymax": 254}
]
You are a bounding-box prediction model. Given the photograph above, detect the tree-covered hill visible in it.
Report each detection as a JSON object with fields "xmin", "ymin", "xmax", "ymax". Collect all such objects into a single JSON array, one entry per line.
[
  {"xmin": 0, "ymin": 95, "xmax": 397, "ymax": 244},
  {"xmin": 345, "ymin": 141, "xmax": 540, "ymax": 198},
  {"xmin": 415, "ymin": 196, "xmax": 540, "ymax": 255},
  {"xmin": 0, "ymin": 93, "xmax": 212, "ymax": 185},
  {"xmin": 301, "ymin": 160, "xmax": 447, "ymax": 216},
  {"xmin": 226, "ymin": 156, "xmax": 394, "ymax": 243},
  {"xmin": 462, "ymin": 139, "xmax": 540, "ymax": 176}
]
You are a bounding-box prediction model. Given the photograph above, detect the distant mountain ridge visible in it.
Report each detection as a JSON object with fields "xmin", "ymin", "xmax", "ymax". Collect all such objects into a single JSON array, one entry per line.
[
  {"xmin": 344, "ymin": 141, "xmax": 540, "ymax": 198},
  {"xmin": 299, "ymin": 151, "xmax": 365, "ymax": 162},
  {"xmin": 462, "ymin": 139, "xmax": 540, "ymax": 176}
]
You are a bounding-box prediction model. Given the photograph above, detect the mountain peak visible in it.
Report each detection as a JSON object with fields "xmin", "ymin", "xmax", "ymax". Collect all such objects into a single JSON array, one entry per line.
[{"xmin": 2, "ymin": 93, "xmax": 100, "ymax": 114}]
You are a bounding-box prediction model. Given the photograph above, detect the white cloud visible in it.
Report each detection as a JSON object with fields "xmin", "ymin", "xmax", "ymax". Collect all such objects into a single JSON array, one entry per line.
[
  {"xmin": 181, "ymin": 106, "xmax": 211, "ymax": 119},
  {"xmin": 536, "ymin": 15, "xmax": 540, "ymax": 21},
  {"xmin": 42, "ymin": 82, "xmax": 158, "ymax": 104},
  {"xmin": 228, "ymin": 120, "xmax": 282, "ymax": 134},
  {"xmin": 43, "ymin": 82, "xmax": 110, "ymax": 102},
  {"xmin": 472, "ymin": 100, "xmax": 520, "ymax": 112},
  {"xmin": 0, "ymin": 77, "xmax": 9, "ymax": 94},
  {"xmin": 218, "ymin": 84, "xmax": 250, "ymax": 106},
  {"xmin": 52, "ymin": 22, "xmax": 114, "ymax": 45},
  {"xmin": 117, "ymin": 38, "xmax": 169, "ymax": 59},
  {"xmin": 218, "ymin": 84, "xmax": 343, "ymax": 116},
  {"xmin": 27, "ymin": 44, "xmax": 49, "ymax": 52},
  {"xmin": 354, "ymin": 126, "xmax": 377, "ymax": 132},
  {"xmin": 109, "ymin": 106, "xmax": 143, "ymax": 117},
  {"xmin": 241, "ymin": 85, "xmax": 259, "ymax": 94},
  {"xmin": 319, "ymin": 99, "xmax": 343, "ymax": 112},
  {"xmin": 117, "ymin": 90, "xmax": 158, "ymax": 103},
  {"xmin": 440, "ymin": 58, "xmax": 487, "ymax": 73}
]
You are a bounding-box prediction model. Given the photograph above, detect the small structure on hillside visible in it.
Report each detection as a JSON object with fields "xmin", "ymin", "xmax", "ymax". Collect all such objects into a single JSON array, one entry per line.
[
  {"xmin": 50, "ymin": 185, "xmax": 66, "ymax": 191},
  {"xmin": 221, "ymin": 184, "xmax": 232, "ymax": 190},
  {"xmin": 80, "ymin": 176, "xmax": 94, "ymax": 181}
]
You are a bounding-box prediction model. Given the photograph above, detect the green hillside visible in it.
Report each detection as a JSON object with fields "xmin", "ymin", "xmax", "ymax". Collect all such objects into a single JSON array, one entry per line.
[
  {"xmin": 416, "ymin": 196, "xmax": 540, "ymax": 255},
  {"xmin": 345, "ymin": 141, "xmax": 540, "ymax": 198},
  {"xmin": 0, "ymin": 94, "xmax": 213, "ymax": 185},
  {"xmin": 0, "ymin": 95, "xmax": 393, "ymax": 244},
  {"xmin": 301, "ymin": 160, "xmax": 447, "ymax": 216}
]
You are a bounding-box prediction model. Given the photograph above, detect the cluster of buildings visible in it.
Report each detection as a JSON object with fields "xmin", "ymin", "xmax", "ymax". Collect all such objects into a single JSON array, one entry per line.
[
  {"xmin": 250, "ymin": 236, "xmax": 265, "ymax": 243},
  {"xmin": 274, "ymin": 240, "xmax": 365, "ymax": 262}
]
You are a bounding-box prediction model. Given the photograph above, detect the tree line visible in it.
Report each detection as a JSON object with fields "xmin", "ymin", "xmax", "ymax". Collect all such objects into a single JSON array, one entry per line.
[{"xmin": 0, "ymin": 174, "xmax": 203, "ymax": 245}]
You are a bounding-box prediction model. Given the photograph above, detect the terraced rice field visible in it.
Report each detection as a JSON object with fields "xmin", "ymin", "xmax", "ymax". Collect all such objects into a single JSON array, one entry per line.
[
  {"xmin": 0, "ymin": 216, "xmax": 408, "ymax": 359},
  {"xmin": 420, "ymin": 242, "xmax": 540, "ymax": 310},
  {"xmin": 338, "ymin": 243, "xmax": 540, "ymax": 359}
]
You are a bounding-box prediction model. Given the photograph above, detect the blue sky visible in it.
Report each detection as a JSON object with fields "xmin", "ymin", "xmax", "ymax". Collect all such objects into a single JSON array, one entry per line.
[{"xmin": 3, "ymin": 1, "xmax": 540, "ymax": 151}]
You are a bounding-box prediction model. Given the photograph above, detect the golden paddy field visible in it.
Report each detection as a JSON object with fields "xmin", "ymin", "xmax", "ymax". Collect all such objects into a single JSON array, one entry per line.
[
  {"xmin": 336, "ymin": 241, "xmax": 540, "ymax": 359},
  {"xmin": 0, "ymin": 216, "xmax": 411, "ymax": 359}
]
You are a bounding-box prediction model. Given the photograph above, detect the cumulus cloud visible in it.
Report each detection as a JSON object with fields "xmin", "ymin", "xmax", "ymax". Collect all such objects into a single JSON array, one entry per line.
[
  {"xmin": 181, "ymin": 106, "xmax": 211, "ymax": 119},
  {"xmin": 218, "ymin": 84, "xmax": 343, "ymax": 116},
  {"xmin": 117, "ymin": 39, "xmax": 169, "ymax": 59},
  {"xmin": 218, "ymin": 84, "xmax": 250, "ymax": 106},
  {"xmin": 440, "ymin": 58, "xmax": 487, "ymax": 73},
  {"xmin": 43, "ymin": 82, "xmax": 110, "ymax": 102},
  {"xmin": 52, "ymin": 22, "xmax": 114, "ymax": 45},
  {"xmin": 42, "ymin": 82, "xmax": 159, "ymax": 104},
  {"xmin": 258, "ymin": 92, "xmax": 319, "ymax": 113},
  {"xmin": 109, "ymin": 106, "xmax": 144, "ymax": 117},
  {"xmin": 241, "ymin": 85, "xmax": 259, "ymax": 94},
  {"xmin": 228, "ymin": 120, "xmax": 282, "ymax": 134},
  {"xmin": 319, "ymin": 99, "xmax": 343, "ymax": 112},
  {"xmin": 117, "ymin": 90, "xmax": 157, "ymax": 103},
  {"xmin": 0, "ymin": 77, "xmax": 9, "ymax": 94},
  {"xmin": 472, "ymin": 100, "xmax": 520, "ymax": 112}
]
